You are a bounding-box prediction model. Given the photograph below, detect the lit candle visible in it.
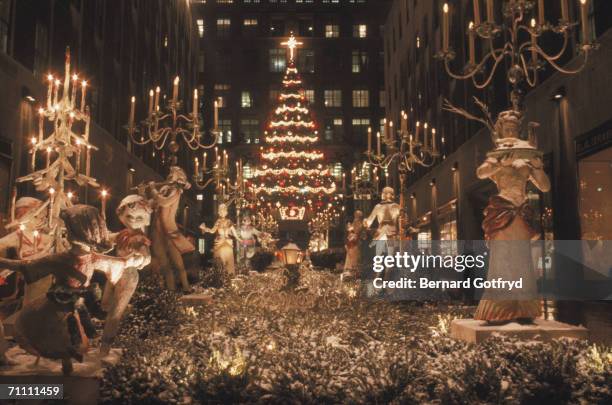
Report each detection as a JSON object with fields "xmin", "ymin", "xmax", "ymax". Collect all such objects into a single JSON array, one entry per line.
[
  {"xmin": 203, "ymin": 152, "xmax": 207, "ymax": 170},
  {"xmin": 129, "ymin": 96, "xmax": 136, "ymax": 129},
  {"xmin": 100, "ymin": 189, "xmax": 108, "ymax": 220},
  {"xmin": 172, "ymin": 76, "xmax": 179, "ymax": 103},
  {"xmin": 367, "ymin": 127, "xmax": 372, "ymax": 153},
  {"xmin": 376, "ymin": 131, "xmax": 381, "ymax": 155},
  {"xmin": 423, "ymin": 122, "xmax": 429, "ymax": 150},
  {"xmin": 214, "ymin": 99, "xmax": 219, "ymax": 129},
  {"xmin": 194, "ymin": 157, "xmax": 199, "ymax": 176},
  {"xmin": 342, "ymin": 173, "xmax": 346, "ymax": 190},
  {"xmin": 47, "ymin": 74, "xmax": 53, "ymax": 108},
  {"xmin": 415, "ymin": 121, "xmax": 421, "ymax": 144},
  {"xmin": 385, "ymin": 171, "xmax": 389, "ymax": 187},
  {"xmin": 401, "ymin": 111, "xmax": 408, "ymax": 133},
  {"xmin": 148, "ymin": 89, "xmax": 154, "ymax": 115},
  {"xmin": 473, "ymin": 0, "xmax": 481, "ymax": 26},
  {"xmin": 71, "ymin": 74, "xmax": 78, "ymax": 108},
  {"xmin": 223, "ymin": 150, "xmax": 228, "ymax": 169},
  {"xmin": 443, "ymin": 3, "xmax": 450, "ymax": 52},
  {"xmin": 561, "ymin": 0, "xmax": 569, "ymax": 21},
  {"xmin": 432, "ymin": 128, "xmax": 437, "ymax": 152},
  {"xmin": 468, "ymin": 22, "xmax": 476, "ymax": 65},
  {"xmin": 214, "ymin": 146, "xmax": 218, "ymax": 164},
  {"xmin": 388, "ymin": 120, "xmax": 394, "ymax": 142},
  {"xmin": 486, "ymin": 0, "xmax": 494, "ymax": 23},
  {"xmin": 580, "ymin": 0, "xmax": 590, "ymax": 44},
  {"xmin": 538, "ymin": 0, "xmax": 545, "ymax": 25},
  {"xmin": 193, "ymin": 89, "xmax": 198, "ymax": 117},
  {"xmin": 80, "ymin": 81, "xmax": 87, "ymax": 112},
  {"xmin": 154, "ymin": 86, "xmax": 160, "ymax": 111},
  {"xmin": 530, "ymin": 19, "xmax": 538, "ymax": 65}
]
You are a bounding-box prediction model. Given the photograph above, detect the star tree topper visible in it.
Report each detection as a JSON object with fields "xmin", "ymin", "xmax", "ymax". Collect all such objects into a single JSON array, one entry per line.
[{"xmin": 281, "ymin": 33, "xmax": 303, "ymax": 61}]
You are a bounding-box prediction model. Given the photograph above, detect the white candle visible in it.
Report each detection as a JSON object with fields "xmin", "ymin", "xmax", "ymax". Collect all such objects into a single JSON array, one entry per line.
[
  {"xmin": 100, "ymin": 189, "xmax": 108, "ymax": 220},
  {"xmin": 193, "ymin": 89, "xmax": 198, "ymax": 117},
  {"xmin": 401, "ymin": 111, "xmax": 408, "ymax": 132},
  {"xmin": 473, "ymin": 0, "xmax": 481, "ymax": 26},
  {"xmin": 415, "ymin": 121, "xmax": 421, "ymax": 144},
  {"xmin": 432, "ymin": 128, "xmax": 437, "ymax": 152},
  {"xmin": 214, "ymin": 99, "xmax": 219, "ymax": 129},
  {"xmin": 469, "ymin": 22, "xmax": 476, "ymax": 65},
  {"xmin": 203, "ymin": 152, "xmax": 207, "ymax": 170},
  {"xmin": 443, "ymin": 3, "xmax": 450, "ymax": 52},
  {"xmin": 148, "ymin": 89, "xmax": 154, "ymax": 115},
  {"xmin": 80, "ymin": 81, "xmax": 87, "ymax": 112},
  {"xmin": 486, "ymin": 0, "xmax": 494, "ymax": 23},
  {"xmin": 194, "ymin": 157, "xmax": 199, "ymax": 176},
  {"xmin": 531, "ymin": 19, "xmax": 538, "ymax": 65},
  {"xmin": 342, "ymin": 173, "xmax": 346, "ymax": 190},
  {"xmin": 46, "ymin": 147, "xmax": 51, "ymax": 169},
  {"xmin": 388, "ymin": 120, "xmax": 394, "ymax": 142},
  {"xmin": 423, "ymin": 123, "xmax": 429, "ymax": 150},
  {"xmin": 71, "ymin": 74, "xmax": 78, "ymax": 108},
  {"xmin": 173, "ymin": 76, "xmax": 179, "ymax": 103},
  {"xmin": 53, "ymin": 79, "xmax": 60, "ymax": 107},
  {"xmin": 129, "ymin": 96, "xmax": 136, "ymax": 129},
  {"xmin": 376, "ymin": 132, "xmax": 381, "ymax": 155},
  {"xmin": 367, "ymin": 127, "xmax": 372, "ymax": 153},
  {"xmin": 580, "ymin": 0, "xmax": 590, "ymax": 43}
]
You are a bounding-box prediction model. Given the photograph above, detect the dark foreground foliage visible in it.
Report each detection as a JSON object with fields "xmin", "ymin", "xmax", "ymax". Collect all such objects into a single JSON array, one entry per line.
[{"xmin": 101, "ymin": 271, "xmax": 611, "ymax": 404}]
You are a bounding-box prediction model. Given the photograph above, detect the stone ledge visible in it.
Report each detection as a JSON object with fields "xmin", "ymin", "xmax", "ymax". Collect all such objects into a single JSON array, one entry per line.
[
  {"xmin": 180, "ymin": 292, "xmax": 214, "ymax": 306},
  {"xmin": 451, "ymin": 318, "xmax": 589, "ymax": 343}
]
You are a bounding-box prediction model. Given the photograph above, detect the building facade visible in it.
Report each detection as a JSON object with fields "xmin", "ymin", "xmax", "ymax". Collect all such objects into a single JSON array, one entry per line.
[
  {"xmin": 384, "ymin": 0, "xmax": 612, "ymax": 340},
  {"xmin": 0, "ymin": 0, "xmax": 200, "ymax": 231}
]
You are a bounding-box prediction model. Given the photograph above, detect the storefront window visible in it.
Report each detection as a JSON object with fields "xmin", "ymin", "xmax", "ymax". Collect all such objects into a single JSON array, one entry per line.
[{"xmin": 578, "ymin": 147, "xmax": 612, "ymax": 240}]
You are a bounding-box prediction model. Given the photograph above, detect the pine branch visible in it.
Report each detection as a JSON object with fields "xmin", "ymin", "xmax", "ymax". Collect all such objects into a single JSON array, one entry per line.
[{"xmin": 443, "ymin": 98, "xmax": 494, "ymax": 140}]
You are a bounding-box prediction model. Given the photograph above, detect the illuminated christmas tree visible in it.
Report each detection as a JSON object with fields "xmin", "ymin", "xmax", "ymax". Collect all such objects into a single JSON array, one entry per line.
[{"xmin": 249, "ymin": 35, "xmax": 339, "ymax": 224}]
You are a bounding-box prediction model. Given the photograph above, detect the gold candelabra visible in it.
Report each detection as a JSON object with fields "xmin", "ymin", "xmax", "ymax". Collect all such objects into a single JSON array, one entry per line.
[
  {"xmin": 364, "ymin": 113, "xmax": 440, "ymax": 175},
  {"xmin": 11, "ymin": 48, "xmax": 101, "ymax": 251},
  {"xmin": 126, "ymin": 77, "xmax": 219, "ymax": 165},
  {"xmin": 437, "ymin": 0, "xmax": 596, "ymax": 106}
]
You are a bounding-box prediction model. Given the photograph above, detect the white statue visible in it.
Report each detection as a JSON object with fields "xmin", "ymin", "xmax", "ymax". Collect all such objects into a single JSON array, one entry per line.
[
  {"xmin": 236, "ymin": 215, "xmax": 263, "ymax": 272},
  {"xmin": 474, "ymin": 110, "xmax": 551, "ymax": 323},
  {"xmin": 200, "ymin": 204, "xmax": 239, "ymax": 276},
  {"xmin": 100, "ymin": 195, "xmax": 152, "ymax": 355},
  {"xmin": 365, "ymin": 186, "xmax": 401, "ymax": 257}
]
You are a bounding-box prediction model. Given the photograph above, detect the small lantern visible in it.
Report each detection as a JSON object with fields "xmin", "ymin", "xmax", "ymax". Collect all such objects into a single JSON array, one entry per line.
[{"xmin": 280, "ymin": 242, "xmax": 303, "ymax": 266}]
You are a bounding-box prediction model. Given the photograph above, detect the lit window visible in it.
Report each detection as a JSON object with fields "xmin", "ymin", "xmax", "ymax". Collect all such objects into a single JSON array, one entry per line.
[
  {"xmin": 325, "ymin": 24, "xmax": 340, "ymax": 38},
  {"xmin": 219, "ymin": 119, "xmax": 232, "ymax": 143},
  {"xmin": 241, "ymin": 91, "xmax": 252, "ymax": 108},
  {"xmin": 324, "ymin": 90, "xmax": 342, "ymax": 107},
  {"xmin": 243, "ymin": 18, "xmax": 258, "ymax": 27},
  {"xmin": 216, "ymin": 18, "xmax": 231, "ymax": 37},
  {"xmin": 352, "ymin": 90, "xmax": 369, "ymax": 108},
  {"xmin": 303, "ymin": 89, "xmax": 315, "ymax": 104},
  {"xmin": 352, "ymin": 118, "xmax": 370, "ymax": 137},
  {"xmin": 269, "ymin": 49, "xmax": 286, "ymax": 72},
  {"xmin": 241, "ymin": 119, "xmax": 260, "ymax": 144},
  {"xmin": 352, "ymin": 50, "xmax": 368, "ymax": 73},
  {"xmin": 353, "ymin": 24, "xmax": 367, "ymax": 38}
]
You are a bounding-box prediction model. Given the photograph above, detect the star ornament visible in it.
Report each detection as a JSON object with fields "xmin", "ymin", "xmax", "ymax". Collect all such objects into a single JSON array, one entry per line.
[{"xmin": 281, "ymin": 34, "xmax": 303, "ymax": 61}]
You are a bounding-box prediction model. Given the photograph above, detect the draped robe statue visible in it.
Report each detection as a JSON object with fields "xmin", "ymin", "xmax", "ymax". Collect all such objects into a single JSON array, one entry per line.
[{"xmin": 200, "ymin": 204, "xmax": 239, "ymax": 276}]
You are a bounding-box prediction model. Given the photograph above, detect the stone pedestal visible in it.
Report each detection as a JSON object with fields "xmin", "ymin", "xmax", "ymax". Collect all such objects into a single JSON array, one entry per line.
[
  {"xmin": 451, "ymin": 318, "xmax": 588, "ymax": 343},
  {"xmin": 180, "ymin": 292, "xmax": 213, "ymax": 306},
  {"xmin": 0, "ymin": 347, "xmax": 121, "ymax": 404}
]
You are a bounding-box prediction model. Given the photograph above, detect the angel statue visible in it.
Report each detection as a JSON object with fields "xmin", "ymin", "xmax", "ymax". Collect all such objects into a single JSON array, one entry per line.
[
  {"xmin": 0, "ymin": 205, "xmax": 145, "ymax": 375},
  {"xmin": 200, "ymin": 203, "xmax": 240, "ymax": 276}
]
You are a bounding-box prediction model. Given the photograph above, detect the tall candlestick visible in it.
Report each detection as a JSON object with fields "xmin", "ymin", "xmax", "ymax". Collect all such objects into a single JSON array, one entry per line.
[
  {"xmin": 401, "ymin": 111, "xmax": 408, "ymax": 132},
  {"xmin": 561, "ymin": 0, "xmax": 569, "ymax": 21},
  {"xmin": 423, "ymin": 122, "xmax": 429, "ymax": 150},
  {"xmin": 148, "ymin": 89, "xmax": 154, "ymax": 116},
  {"xmin": 443, "ymin": 3, "xmax": 450, "ymax": 52},
  {"xmin": 486, "ymin": 0, "xmax": 494, "ymax": 23},
  {"xmin": 388, "ymin": 120, "xmax": 394, "ymax": 142},
  {"xmin": 473, "ymin": 0, "xmax": 481, "ymax": 25},
  {"xmin": 376, "ymin": 132, "xmax": 381, "ymax": 155},
  {"xmin": 53, "ymin": 79, "xmax": 60, "ymax": 107},
  {"xmin": 468, "ymin": 22, "xmax": 476, "ymax": 65},
  {"xmin": 415, "ymin": 121, "xmax": 421, "ymax": 144},
  {"xmin": 223, "ymin": 150, "xmax": 228, "ymax": 169},
  {"xmin": 172, "ymin": 76, "xmax": 179, "ymax": 103},
  {"xmin": 129, "ymin": 96, "xmax": 136, "ymax": 129},
  {"xmin": 538, "ymin": 0, "xmax": 545, "ymax": 25},
  {"xmin": 154, "ymin": 86, "xmax": 160, "ymax": 111},
  {"xmin": 342, "ymin": 173, "xmax": 346, "ymax": 190},
  {"xmin": 203, "ymin": 152, "xmax": 207, "ymax": 171},
  {"xmin": 367, "ymin": 127, "xmax": 372, "ymax": 153},
  {"xmin": 214, "ymin": 146, "xmax": 218, "ymax": 164},
  {"xmin": 100, "ymin": 189, "xmax": 108, "ymax": 220},
  {"xmin": 80, "ymin": 81, "xmax": 87, "ymax": 112},
  {"xmin": 194, "ymin": 157, "xmax": 199, "ymax": 176},
  {"xmin": 580, "ymin": 0, "xmax": 590, "ymax": 44}
]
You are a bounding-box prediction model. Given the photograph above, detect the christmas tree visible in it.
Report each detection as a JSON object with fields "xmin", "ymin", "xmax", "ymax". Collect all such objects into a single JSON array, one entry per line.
[{"xmin": 249, "ymin": 35, "xmax": 339, "ymax": 224}]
